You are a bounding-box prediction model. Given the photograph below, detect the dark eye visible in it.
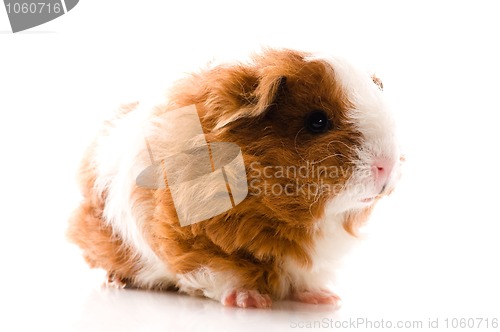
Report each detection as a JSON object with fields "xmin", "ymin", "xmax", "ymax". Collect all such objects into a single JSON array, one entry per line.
[{"xmin": 305, "ymin": 110, "xmax": 332, "ymax": 134}]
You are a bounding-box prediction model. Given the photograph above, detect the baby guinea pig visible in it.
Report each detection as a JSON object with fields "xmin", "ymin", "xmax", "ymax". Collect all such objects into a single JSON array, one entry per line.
[{"xmin": 67, "ymin": 49, "xmax": 402, "ymax": 308}]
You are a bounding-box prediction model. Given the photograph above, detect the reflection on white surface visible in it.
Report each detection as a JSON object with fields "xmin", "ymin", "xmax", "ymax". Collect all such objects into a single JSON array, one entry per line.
[{"xmin": 73, "ymin": 287, "xmax": 341, "ymax": 332}]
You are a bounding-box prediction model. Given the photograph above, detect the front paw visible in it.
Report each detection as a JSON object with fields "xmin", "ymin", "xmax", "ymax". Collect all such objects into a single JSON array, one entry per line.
[
  {"xmin": 104, "ymin": 272, "xmax": 128, "ymax": 289},
  {"xmin": 292, "ymin": 289, "xmax": 341, "ymax": 305},
  {"xmin": 222, "ymin": 289, "xmax": 272, "ymax": 308}
]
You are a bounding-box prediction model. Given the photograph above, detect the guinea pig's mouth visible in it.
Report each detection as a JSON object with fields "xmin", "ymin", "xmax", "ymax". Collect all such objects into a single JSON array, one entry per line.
[{"xmin": 360, "ymin": 197, "xmax": 375, "ymax": 203}]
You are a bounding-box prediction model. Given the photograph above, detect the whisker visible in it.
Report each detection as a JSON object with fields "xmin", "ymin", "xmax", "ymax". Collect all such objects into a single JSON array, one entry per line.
[
  {"xmin": 309, "ymin": 186, "xmax": 323, "ymax": 217},
  {"xmin": 327, "ymin": 139, "xmax": 355, "ymax": 152},
  {"xmin": 294, "ymin": 128, "xmax": 306, "ymax": 162},
  {"xmin": 309, "ymin": 153, "xmax": 345, "ymax": 164}
]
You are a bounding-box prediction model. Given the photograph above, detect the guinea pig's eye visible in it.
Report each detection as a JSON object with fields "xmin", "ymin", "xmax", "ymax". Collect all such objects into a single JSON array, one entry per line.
[{"xmin": 305, "ymin": 110, "xmax": 332, "ymax": 134}]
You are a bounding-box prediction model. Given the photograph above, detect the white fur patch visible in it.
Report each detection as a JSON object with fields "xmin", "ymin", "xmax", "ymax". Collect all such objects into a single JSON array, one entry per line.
[
  {"xmin": 93, "ymin": 99, "xmax": 176, "ymax": 288},
  {"xmin": 282, "ymin": 211, "xmax": 358, "ymax": 293},
  {"xmin": 176, "ymin": 268, "xmax": 240, "ymax": 302}
]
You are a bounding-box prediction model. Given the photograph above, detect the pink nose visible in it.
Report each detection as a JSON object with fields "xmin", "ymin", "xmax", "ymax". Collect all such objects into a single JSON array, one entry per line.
[{"xmin": 371, "ymin": 159, "xmax": 394, "ymax": 194}]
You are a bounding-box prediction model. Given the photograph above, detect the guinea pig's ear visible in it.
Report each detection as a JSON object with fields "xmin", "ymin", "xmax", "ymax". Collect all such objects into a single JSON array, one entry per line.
[
  {"xmin": 371, "ymin": 74, "xmax": 384, "ymax": 91},
  {"xmin": 214, "ymin": 73, "xmax": 288, "ymax": 129},
  {"xmin": 253, "ymin": 75, "xmax": 288, "ymax": 115}
]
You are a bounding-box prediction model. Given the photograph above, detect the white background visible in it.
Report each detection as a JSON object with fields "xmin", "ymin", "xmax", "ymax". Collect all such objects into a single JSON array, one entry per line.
[{"xmin": 1, "ymin": 1, "xmax": 499, "ymax": 331}]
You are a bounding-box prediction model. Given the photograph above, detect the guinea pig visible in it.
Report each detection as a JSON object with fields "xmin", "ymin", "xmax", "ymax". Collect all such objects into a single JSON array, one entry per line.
[{"xmin": 67, "ymin": 49, "xmax": 402, "ymax": 308}]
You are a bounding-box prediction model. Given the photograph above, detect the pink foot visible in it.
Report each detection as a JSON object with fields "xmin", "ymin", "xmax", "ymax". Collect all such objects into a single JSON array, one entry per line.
[
  {"xmin": 222, "ymin": 289, "xmax": 272, "ymax": 308},
  {"xmin": 292, "ymin": 289, "xmax": 341, "ymax": 305}
]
